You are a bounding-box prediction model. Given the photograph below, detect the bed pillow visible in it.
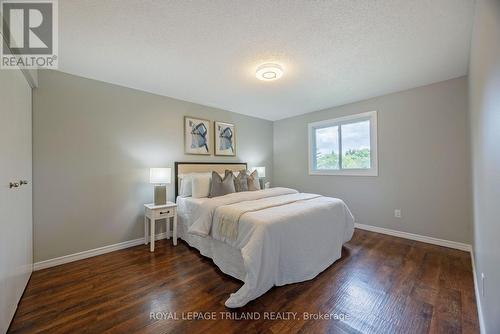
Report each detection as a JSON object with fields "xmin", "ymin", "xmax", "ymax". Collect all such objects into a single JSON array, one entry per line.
[
  {"xmin": 234, "ymin": 169, "xmax": 249, "ymax": 192},
  {"xmin": 209, "ymin": 171, "xmax": 236, "ymax": 198},
  {"xmin": 179, "ymin": 173, "xmax": 212, "ymax": 197},
  {"xmin": 179, "ymin": 175, "xmax": 193, "ymax": 197},
  {"xmin": 247, "ymin": 169, "xmax": 261, "ymax": 191},
  {"xmin": 192, "ymin": 174, "xmax": 211, "ymax": 198}
]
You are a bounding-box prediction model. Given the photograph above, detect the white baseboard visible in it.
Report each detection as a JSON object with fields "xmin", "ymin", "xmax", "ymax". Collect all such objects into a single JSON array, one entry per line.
[
  {"xmin": 354, "ymin": 223, "xmax": 472, "ymax": 252},
  {"xmin": 36, "ymin": 224, "xmax": 471, "ymax": 271},
  {"xmin": 355, "ymin": 223, "xmax": 485, "ymax": 332},
  {"xmin": 470, "ymin": 249, "xmax": 486, "ymax": 334},
  {"xmin": 33, "ymin": 232, "xmax": 170, "ymax": 271},
  {"xmin": 33, "ymin": 222, "xmax": 483, "ymax": 331}
]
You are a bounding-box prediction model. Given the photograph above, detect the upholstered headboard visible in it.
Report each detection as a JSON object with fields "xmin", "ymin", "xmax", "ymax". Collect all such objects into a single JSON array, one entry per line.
[{"xmin": 174, "ymin": 161, "xmax": 247, "ymax": 198}]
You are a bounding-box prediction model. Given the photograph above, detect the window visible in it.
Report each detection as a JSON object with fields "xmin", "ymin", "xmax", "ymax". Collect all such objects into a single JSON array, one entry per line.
[{"xmin": 308, "ymin": 111, "xmax": 378, "ymax": 176}]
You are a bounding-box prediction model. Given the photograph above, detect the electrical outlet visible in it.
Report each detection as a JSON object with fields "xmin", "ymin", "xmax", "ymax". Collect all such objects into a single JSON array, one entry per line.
[
  {"xmin": 394, "ymin": 209, "xmax": 402, "ymax": 218},
  {"xmin": 481, "ymin": 273, "xmax": 485, "ymax": 297}
]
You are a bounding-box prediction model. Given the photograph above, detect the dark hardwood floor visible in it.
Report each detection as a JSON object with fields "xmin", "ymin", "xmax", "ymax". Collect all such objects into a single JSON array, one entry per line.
[{"xmin": 8, "ymin": 229, "xmax": 479, "ymax": 334}]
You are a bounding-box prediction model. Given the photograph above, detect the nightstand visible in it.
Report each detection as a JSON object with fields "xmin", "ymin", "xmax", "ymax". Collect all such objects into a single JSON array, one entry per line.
[{"xmin": 144, "ymin": 202, "xmax": 177, "ymax": 252}]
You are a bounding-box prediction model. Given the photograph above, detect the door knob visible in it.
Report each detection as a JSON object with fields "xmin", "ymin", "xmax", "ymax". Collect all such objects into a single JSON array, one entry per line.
[
  {"xmin": 9, "ymin": 182, "xmax": 19, "ymax": 188},
  {"xmin": 20, "ymin": 180, "xmax": 28, "ymax": 185}
]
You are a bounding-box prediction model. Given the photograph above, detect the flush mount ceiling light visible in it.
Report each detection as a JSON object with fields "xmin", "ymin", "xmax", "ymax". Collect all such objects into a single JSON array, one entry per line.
[{"xmin": 256, "ymin": 63, "xmax": 284, "ymax": 81}]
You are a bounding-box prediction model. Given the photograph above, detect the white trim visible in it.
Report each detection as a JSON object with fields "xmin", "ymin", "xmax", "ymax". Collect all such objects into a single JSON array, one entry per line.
[
  {"xmin": 33, "ymin": 232, "xmax": 171, "ymax": 271},
  {"xmin": 470, "ymin": 249, "xmax": 486, "ymax": 334},
  {"xmin": 35, "ymin": 224, "xmax": 472, "ymax": 269},
  {"xmin": 354, "ymin": 223, "xmax": 471, "ymax": 251},
  {"xmin": 33, "ymin": 222, "xmax": 484, "ymax": 333},
  {"xmin": 308, "ymin": 111, "xmax": 378, "ymax": 176},
  {"xmin": 33, "ymin": 221, "xmax": 484, "ymax": 334},
  {"xmin": 308, "ymin": 168, "xmax": 378, "ymax": 177},
  {"xmin": 308, "ymin": 111, "xmax": 376, "ymax": 128},
  {"xmin": 355, "ymin": 223, "xmax": 486, "ymax": 332}
]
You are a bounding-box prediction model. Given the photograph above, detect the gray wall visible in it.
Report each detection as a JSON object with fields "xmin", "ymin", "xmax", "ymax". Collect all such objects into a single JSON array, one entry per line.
[
  {"xmin": 468, "ymin": 0, "xmax": 500, "ymax": 332},
  {"xmin": 33, "ymin": 70, "xmax": 273, "ymax": 262},
  {"xmin": 273, "ymin": 77, "xmax": 471, "ymax": 243}
]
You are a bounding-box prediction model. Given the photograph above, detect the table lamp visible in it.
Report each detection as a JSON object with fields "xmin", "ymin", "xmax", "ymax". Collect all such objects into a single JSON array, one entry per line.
[{"xmin": 150, "ymin": 168, "xmax": 171, "ymax": 205}]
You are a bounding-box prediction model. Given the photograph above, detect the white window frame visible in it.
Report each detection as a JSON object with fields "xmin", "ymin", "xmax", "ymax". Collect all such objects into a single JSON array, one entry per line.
[{"xmin": 308, "ymin": 111, "xmax": 378, "ymax": 176}]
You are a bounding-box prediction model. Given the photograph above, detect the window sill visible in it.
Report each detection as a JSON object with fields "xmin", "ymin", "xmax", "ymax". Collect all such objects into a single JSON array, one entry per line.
[{"xmin": 309, "ymin": 169, "xmax": 378, "ymax": 176}]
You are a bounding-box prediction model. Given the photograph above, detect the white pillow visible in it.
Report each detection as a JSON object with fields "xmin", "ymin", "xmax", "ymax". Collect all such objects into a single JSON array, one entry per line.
[
  {"xmin": 179, "ymin": 173, "xmax": 212, "ymax": 197},
  {"xmin": 192, "ymin": 174, "xmax": 211, "ymax": 198},
  {"xmin": 179, "ymin": 176, "xmax": 193, "ymax": 197}
]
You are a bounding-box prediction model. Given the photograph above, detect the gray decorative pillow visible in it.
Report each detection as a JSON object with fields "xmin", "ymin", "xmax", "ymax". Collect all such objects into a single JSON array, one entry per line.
[
  {"xmin": 209, "ymin": 170, "xmax": 236, "ymax": 198},
  {"xmin": 234, "ymin": 169, "xmax": 249, "ymax": 192},
  {"xmin": 247, "ymin": 169, "xmax": 261, "ymax": 191}
]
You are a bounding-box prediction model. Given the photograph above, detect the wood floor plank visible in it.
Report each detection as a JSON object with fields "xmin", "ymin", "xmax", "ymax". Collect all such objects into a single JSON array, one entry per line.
[{"xmin": 8, "ymin": 229, "xmax": 479, "ymax": 334}]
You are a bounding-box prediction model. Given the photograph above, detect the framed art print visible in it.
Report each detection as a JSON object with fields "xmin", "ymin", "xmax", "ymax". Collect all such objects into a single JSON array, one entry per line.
[
  {"xmin": 214, "ymin": 121, "xmax": 236, "ymax": 156},
  {"xmin": 184, "ymin": 116, "xmax": 211, "ymax": 155}
]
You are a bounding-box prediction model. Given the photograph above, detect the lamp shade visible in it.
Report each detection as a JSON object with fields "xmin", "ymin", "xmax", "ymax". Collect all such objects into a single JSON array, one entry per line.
[
  {"xmin": 149, "ymin": 168, "xmax": 171, "ymax": 184},
  {"xmin": 252, "ymin": 166, "xmax": 266, "ymax": 178}
]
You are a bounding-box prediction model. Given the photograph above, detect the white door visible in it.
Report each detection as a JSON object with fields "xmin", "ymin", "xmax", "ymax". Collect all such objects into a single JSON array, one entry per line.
[{"xmin": 0, "ymin": 67, "xmax": 33, "ymax": 333}]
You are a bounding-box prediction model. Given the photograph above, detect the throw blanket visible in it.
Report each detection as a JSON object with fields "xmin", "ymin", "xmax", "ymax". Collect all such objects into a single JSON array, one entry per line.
[
  {"xmin": 188, "ymin": 187, "xmax": 298, "ymax": 238},
  {"xmin": 215, "ymin": 193, "xmax": 321, "ymax": 240}
]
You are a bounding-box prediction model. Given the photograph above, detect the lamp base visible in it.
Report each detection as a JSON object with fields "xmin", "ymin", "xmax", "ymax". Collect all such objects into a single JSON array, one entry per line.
[{"xmin": 154, "ymin": 185, "xmax": 167, "ymax": 205}]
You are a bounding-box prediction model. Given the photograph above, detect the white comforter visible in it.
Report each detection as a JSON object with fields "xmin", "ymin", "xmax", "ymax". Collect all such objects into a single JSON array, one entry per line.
[{"xmin": 188, "ymin": 187, "xmax": 355, "ymax": 308}]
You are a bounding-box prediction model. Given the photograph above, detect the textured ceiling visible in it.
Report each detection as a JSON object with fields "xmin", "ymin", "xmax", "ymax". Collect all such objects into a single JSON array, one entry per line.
[{"xmin": 58, "ymin": 0, "xmax": 474, "ymax": 121}]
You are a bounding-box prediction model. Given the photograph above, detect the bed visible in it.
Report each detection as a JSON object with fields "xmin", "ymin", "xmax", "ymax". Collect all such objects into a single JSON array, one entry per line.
[{"xmin": 174, "ymin": 162, "xmax": 355, "ymax": 308}]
